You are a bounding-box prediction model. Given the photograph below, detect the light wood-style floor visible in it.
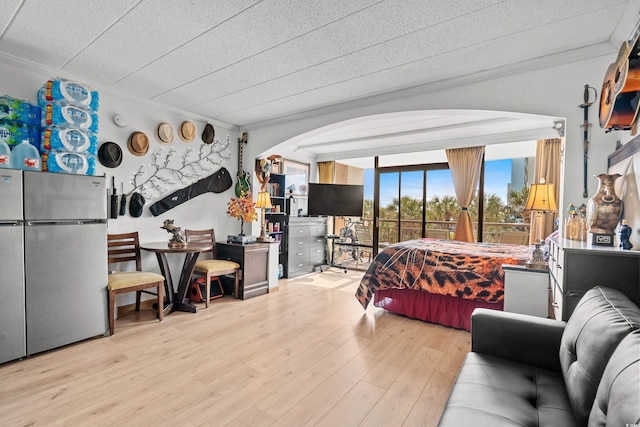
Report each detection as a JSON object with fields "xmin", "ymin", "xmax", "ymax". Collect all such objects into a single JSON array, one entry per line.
[{"xmin": 0, "ymin": 270, "xmax": 470, "ymax": 426}]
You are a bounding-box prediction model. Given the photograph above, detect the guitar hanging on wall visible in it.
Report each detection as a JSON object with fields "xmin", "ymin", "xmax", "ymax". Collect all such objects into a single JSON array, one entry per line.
[
  {"xmin": 235, "ymin": 132, "xmax": 251, "ymax": 197},
  {"xmin": 599, "ymin": 30, "xmax": 640, "ymax": 133}
]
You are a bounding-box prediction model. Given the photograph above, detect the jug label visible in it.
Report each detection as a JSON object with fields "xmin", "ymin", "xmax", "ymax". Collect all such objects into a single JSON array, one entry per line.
[
  {"xmin": 24, "ymin": 157, "xmax": 39, "ymax": 168},
  {"xmin": 0, "ymin": 154, "xmax": 9, "ymax": 165}
]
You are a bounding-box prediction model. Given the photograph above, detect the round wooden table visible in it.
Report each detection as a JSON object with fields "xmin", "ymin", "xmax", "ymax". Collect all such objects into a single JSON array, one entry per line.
[{"xmin": 140, "ymin": 241, "xmax": 213, "ymax": 314}]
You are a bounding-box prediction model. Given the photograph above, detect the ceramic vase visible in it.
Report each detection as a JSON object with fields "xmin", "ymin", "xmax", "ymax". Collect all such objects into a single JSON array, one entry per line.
[{"xmin": 586, "ymin": 173, "xmax": 623, "ymax": 234}]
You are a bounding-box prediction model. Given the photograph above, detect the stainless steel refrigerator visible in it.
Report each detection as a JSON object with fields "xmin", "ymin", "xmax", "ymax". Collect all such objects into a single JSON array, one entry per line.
[
  {"xmin": 0, "ymin": 169, "xmax": 26, "ymax": 364},
  {"xmin": 0, "ymin": 170, "xmax": 108, "ymax": 362}
]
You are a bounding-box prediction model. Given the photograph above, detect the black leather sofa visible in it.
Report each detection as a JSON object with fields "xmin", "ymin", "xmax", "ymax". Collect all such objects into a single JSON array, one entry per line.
[{"xmin": 438, "ymin": 286, "xmax": 640, "ymax": 426}]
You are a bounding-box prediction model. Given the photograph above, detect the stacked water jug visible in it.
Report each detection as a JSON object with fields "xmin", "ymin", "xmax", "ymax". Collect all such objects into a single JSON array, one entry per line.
[
  {"xmin": 0, "ymin": 95, "xmax": 42, "ymax": 170},
  {"xmin": 38, "ymin": 78, "xmax": 99, "ymax": 175}
]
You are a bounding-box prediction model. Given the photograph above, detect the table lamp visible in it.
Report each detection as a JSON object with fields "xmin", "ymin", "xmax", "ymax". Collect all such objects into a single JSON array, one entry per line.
[
  {"xmin": 524, "ymin": 179, "xmax": 557, "ymax": 269},
  {"xmin": 256, "ymin": 191, "xmax": 273, "ymax": 242}
]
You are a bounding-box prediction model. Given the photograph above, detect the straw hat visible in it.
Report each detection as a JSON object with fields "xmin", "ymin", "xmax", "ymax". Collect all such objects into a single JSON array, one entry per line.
[
  {"xmin": 127, "ymin": 132, "xmax": 149, "ymax": 156},
  {"xmin": 98, "ymin": 142, "xmax": 123, "ymax": 168},
  {"xmin": 156, "ymin": 122, "xmax": 174, "ymax": 145},
  {"xmin": 202, "ymin": 123, "xmax": 215, "ymax": 144},
  {"xmin": 179, "ymin": 121, "xmax": 196, "ymax": 142}
]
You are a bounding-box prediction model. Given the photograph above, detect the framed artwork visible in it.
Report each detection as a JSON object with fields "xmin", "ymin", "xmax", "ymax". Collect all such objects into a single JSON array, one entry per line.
[{"xmin": 283, "ymin": 159, "xmax": 309, "ymax": 196}]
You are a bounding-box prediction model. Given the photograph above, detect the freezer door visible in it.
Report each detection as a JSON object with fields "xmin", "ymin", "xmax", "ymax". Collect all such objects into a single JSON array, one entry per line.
[
  {"xmin": 25, "ymin": 222, "xmax": 108, "ymax": 355},
  {"xmin": 0, "ymin": 169, "xmax": 23, "ymax": 221},
  {"xmin": 23, "ymin": 171, "xmax": 106, "ymax": 221},
  {"xmin": 0, "ymin": 224, "xmax": 26, "ymax": 363}
]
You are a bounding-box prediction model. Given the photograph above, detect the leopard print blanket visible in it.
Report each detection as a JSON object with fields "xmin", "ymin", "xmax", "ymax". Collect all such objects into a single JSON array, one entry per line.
[{"xmin": 356, "ymin": 239, "xmax": 531, "ymax": 309}]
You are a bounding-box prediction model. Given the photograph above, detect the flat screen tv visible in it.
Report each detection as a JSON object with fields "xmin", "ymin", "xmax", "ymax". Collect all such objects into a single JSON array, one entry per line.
[{"xmin": 307, "ymin": 183, "xmax": 364, "ymax": 217}]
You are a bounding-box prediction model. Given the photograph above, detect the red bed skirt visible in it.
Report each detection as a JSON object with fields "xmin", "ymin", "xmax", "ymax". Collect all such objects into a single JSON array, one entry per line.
[{"xmin": 374, "ymin": 289, "xmax": 503, "ymax": 331}]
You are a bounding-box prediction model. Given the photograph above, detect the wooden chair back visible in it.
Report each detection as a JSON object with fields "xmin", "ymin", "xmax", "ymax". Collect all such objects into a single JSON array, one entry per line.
[
  {"xmin": 107, "ymin": 232, "xmax": 142, "ymax": 271},
  {"xmin": 184, "ymin": 228, "xmax": 216, "ymax": 257}
]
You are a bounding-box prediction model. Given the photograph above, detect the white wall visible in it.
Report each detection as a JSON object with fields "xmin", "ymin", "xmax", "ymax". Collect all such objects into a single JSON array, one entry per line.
[
  {"xmin": 243, "ymin": 54, "xmax": 626, "ymax": 224},
  {"xmin": 0, "ymin": 60, "xmax": 242, "ymax": 307}
]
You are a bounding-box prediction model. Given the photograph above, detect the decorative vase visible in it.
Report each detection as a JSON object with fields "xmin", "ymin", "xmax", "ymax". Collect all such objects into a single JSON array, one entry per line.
[{"xmin": 586, "ymin": 173, "xmax": 623, "ymax": 234}]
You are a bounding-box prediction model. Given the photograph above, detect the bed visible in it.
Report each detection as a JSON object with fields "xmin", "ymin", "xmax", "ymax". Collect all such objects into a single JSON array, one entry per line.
[{"xmin": 355, "ymin": 239, "xmax": 532, "ymax": 331}]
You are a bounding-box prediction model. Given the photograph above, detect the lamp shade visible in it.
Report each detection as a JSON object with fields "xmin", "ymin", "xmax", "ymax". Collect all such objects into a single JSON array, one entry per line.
[
  {"xmin": 525, "ymin": 183, "xmax": 558, "ymax": 212},
  {"xmin": 255, "ymin": 191, "xmax": 273, "ymax": 209}
]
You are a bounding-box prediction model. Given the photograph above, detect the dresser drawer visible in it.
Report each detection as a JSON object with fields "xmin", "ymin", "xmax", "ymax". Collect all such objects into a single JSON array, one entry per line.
[{"xmin": 289, "ymin": 226, "xmax": 310, "ymax": 239}]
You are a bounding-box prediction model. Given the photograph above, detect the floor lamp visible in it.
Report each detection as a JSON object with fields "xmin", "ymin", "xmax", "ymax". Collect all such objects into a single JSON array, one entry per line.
[
  {"xmin": 524, "ymin": 180, "xmax": 557, "ymax": 268},
  {"xmin": 256, "ymin": 191, "xmax": 273, "ymax": 242}
]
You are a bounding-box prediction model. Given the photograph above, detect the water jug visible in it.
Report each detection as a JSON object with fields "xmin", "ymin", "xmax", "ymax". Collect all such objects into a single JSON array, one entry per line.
[
  {"xmin": 0, "ymin": 139, "xmax": 11, "ymax": 168},
  {"xmin": 11, "ymin": 140, "xmax": 41, "ymax": 171}
]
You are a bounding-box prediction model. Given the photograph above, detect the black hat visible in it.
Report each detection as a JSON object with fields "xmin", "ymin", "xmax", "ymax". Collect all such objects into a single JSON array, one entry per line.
[
  {"xmin": 202, "ymin": 123, "xmax": 215, "ymax": 144},
  {"xmin": 129, "ymin": 192, "xmax": 145, "ymax": 218},
  {"xmin": 98, "ymin": 142, "xmax": 122, "ymax": 168}
]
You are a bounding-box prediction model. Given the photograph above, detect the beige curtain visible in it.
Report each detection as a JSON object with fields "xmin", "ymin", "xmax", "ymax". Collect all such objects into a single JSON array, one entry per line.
[
  {"xmin": 317, "ymin": 161, "xmax": 335, "ymax": 184},
  {"xmin": 530, "ymin": 138, "xmax": 562, "ymax": 242},
  {"xmin": 446, "ymin": 146, "xmax": 485, "ymax": 242}
]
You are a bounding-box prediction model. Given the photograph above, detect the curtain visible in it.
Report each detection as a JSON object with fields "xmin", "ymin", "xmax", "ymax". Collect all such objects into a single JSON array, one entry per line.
[
  {"xmin": 445, "ymin": 146, "xmax": 485, "ymax": 242},
  {"xmin": 317, "ymin": 161, "xmax": 335, "ymax": 184},
  {"xmin": 529, "ymin": 138, "xmax": 562, "ymax": 242}
]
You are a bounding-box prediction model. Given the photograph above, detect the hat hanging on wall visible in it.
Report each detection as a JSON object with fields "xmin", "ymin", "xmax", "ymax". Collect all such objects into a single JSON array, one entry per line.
[
  {"xmin": 127, "ymin": 131, "xmax": 149, "ymax": 156},
  {"xmin": 97, "ymin": 142, "xmax": 123, "ymax": 168},
  {"xmin": 202, "ymin": 123, "xmax": 215, "ymax": 144},
  {"xmin": 129, "ymin": 192, "xmax": 146, "ymax": 218},
  {"xmin": 156, "ymin": 122, "xmax": 174, "ymax": 145},
  {"xmin": 179, "ymin": 121, "xmax": 196, "ymax": 142}
]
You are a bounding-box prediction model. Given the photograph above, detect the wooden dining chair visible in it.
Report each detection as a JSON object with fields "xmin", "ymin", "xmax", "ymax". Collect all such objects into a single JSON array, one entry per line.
[
  {"xmin": 107, "ymin": 232, "xmax": 165, "ymax": 335},
  {"xmin": 184, "ymin": 229, "xmax": 240, "ymax": 308}
]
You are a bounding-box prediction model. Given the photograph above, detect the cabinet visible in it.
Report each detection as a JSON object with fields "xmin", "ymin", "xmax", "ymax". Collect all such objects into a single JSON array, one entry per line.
[
  {"xmin": 548, "ymin": 238, "xmax": 640, "ymax": 320},
  {"xmin": 286, "ymin": 217, "xmax": 328, "ymax": 278},
  {"xmin": 216, "ymin": 242, "xmax": 269, "ymax": 300},
  {"xmin": 503, "ymin": 264, "xmax": 550, "ymax": 318}
]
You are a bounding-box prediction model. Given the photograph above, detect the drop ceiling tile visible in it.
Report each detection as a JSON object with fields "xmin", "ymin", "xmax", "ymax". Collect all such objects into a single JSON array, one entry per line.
[
  {"xmin": 63, "ymin": 0, "xmax": 260, "ymax": 84},
  {"xmin": 154, "ymin": 0, "xmax": 500, "ymax": 107},
  {"xmin": 198, "ymin": 2, "xmax": 623, "ymax": 124},
  {"xmin": 0, "ymin": 0, "xmax": 135, "ymax": 68},
  {"xmin": 113, "ymin": 0, "xmax": 382, "ymax": 98}
]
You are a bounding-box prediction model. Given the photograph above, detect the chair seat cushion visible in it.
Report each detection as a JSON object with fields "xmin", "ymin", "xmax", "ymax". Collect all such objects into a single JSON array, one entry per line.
[
  {"xmin": 194, "ymin": 259, "xmax": 240, "ymax": 275},
  {"xmin": 108, "ymin": 271, "xmax": 164, "ymax": 291}
]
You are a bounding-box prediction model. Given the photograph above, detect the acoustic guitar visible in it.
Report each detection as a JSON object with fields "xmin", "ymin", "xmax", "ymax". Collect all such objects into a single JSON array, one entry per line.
[
  {"xmin": 235, "ymin": 132, "xmax": 251, "ymax": 197},
  {"xmin": 599, "ymin": 34, "xmax": 640, "ymax": 131}
]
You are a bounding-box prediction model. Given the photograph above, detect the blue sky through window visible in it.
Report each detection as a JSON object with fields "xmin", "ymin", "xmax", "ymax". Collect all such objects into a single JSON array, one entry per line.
[{"xmin": 364, "ymin": 159, "xmax": 513, "ymax": 207}]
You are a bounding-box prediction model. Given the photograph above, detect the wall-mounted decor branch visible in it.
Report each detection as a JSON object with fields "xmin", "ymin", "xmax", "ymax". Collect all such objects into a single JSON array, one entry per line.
[{"xmin": 128, "ymin": 135, "xmax": 231, "ymax": 200}]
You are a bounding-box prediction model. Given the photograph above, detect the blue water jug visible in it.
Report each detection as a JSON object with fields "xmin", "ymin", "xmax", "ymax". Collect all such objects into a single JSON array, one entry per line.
[
  {"xmin": 0, "ymin": 139, "xmax": 11, "ymax": 168},
  {"xmin": 11, "ymin": 140, "xmax": 41, "ymax": 171}
]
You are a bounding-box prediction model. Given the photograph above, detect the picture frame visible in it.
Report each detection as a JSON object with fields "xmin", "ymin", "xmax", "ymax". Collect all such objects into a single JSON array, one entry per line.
[{"xmin": 283, "ymin": 159, "xmax": 309, "ymax": 196}]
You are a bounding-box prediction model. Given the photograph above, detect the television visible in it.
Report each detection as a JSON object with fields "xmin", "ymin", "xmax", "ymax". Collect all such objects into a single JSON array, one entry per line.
[{"xmin": 307, "ymin": 183, "xmax": 364, "ymax": 217}]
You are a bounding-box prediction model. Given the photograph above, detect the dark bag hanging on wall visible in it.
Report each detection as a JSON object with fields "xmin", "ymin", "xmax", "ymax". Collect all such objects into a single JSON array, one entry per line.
[{"xmin": 149, "ymin": 167, "xmax": 232, "ymax": 216}]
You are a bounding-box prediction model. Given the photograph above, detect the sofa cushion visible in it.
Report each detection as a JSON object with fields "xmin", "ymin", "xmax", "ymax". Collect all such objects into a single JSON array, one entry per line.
[
  {"xmin": 437, "ymin": 353, "xmax": 576, "ymax": 427},
  {"xmin": 589, "ymin": 330, "xmax": 640, "ymax": 425},
  {"xmin": 559, "ymin": 286, "xmax": 640, "ymax": 426}
]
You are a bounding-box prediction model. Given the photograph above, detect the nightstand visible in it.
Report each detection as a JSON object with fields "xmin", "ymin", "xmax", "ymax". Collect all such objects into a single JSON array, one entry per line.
[{"xmin": 503, "ymin": 264, "xmax": 550, "ymax": 318}]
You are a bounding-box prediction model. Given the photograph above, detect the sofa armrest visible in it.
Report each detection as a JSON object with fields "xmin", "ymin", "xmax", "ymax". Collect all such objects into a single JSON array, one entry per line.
[{"xmin": 471, "ymin": 308, "xmax": 566, "ymax": 372}]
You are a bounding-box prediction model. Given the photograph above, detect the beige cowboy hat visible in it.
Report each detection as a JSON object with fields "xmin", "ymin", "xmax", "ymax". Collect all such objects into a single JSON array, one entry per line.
[
  {"xmin": 127, "ymin": 131, "xmax": 150, "ymax": 156},
  {"xmin": 179, "ymin": 121, "xmax": 196, "ymax": 142},
  {"xmin": 156, "ymin": 122, "xmax": 174, "ymax": 145}
]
